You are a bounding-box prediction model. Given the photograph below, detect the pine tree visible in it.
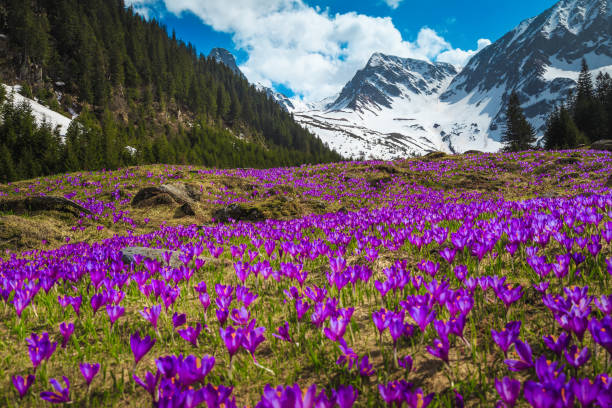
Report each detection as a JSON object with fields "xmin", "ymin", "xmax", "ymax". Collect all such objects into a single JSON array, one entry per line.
[{"xmin": 501, "ymin": 91, "xmax": 536, "ymax": 152}]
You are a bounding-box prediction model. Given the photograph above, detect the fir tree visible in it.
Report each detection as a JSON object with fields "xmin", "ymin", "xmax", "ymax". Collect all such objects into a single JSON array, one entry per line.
[{"xmin": 501, "ymin": 91, "xmax": 536, "ymax": 152}]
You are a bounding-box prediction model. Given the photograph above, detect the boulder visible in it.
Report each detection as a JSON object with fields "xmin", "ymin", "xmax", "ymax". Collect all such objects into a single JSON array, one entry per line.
[
  {"xmin": 212, "ymin": 204, "xmax": 265, "ymax": 223},
  {"xmin": 591, "ymin": 139, "xmax": 612, "ymax": 152},
  {"xmin": 131, "ymin": 183, "xmax": 201, "ymax": 208},
  {"xmin": 174, "ymin": 202, "xmax": 196, "ymax": 218},
  {"xmin": 0, "ymin": 196, "xmax": 91, "ymax": 216}
]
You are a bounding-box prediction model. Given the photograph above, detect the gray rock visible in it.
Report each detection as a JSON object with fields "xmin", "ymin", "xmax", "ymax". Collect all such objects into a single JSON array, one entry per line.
[{"xmin": 131, "ymin": 183, "xmax": 201, "ymax": 208}]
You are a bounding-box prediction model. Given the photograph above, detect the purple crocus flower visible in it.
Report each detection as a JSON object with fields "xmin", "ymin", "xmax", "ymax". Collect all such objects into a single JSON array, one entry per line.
[
  {"xmin": 491, "ymin": 321, "xmax": 521, "ymax": 355},
  {"xmin": 272, "ymin": 322, "xmax": 292, "ymax": 343},
  {"xmin": 358, "ymin": 355, "xmax": 375, "ymax": 377},
  {"xmin": 564, "ymin": 345, "xmax": 590, "ymax": 368},
  {"xmin": 496, "ymin": 285, "xmax": 523, "ymax": 308},
  {"xmin": 523, "ymin": 381, "xmax": 560, "ymax": 408},
  {"xmin": 172, "ymin": 312, "xmax": 187, "ymax": 328},
  {"xmin": 216, "ymin": 308, "xmax": 229, "ymax": 326},
  {"xmin": 79, "ymin": 362, "xmax": 100, "ymax": 386},
  {"xmin": 230, "ymin": 307, "xmax": 251, "ymax": 326},
  {"xmin": 40, "ymin": 376, "xmax": 71, "ymax": 404},
  {"xmin": 90, "ymin": 293, "xmax": 107, "ymax": 315},
  {"xmin": 572, "ymin": 378, "xmax": 601, "ymax": 407},
  {"xmin": 242, "ymin": 326, "xmax": 266, "ymax": 360},
  {"xmin": 295, "ymin": 299, "xmax": 310, "ymax": 320},
  {"xmin": 595, "ymin": 295, "xmax": 612, "ymax": 315},
  {"xmin": 334, "ymin": 385, "xmax": 358, "ymax": 408},
  {"xmin": 324, "ymin": 315, "xmax": 350, "ymax": 342},
  {"xmin": 409, "ymin": 305, "xmax": 436, "ymax": 332},
  {"xmin": 589, "ymin": 316, "xmax": 612, "ymax": 354},
  {"xmin": 398, "ymin": 355, "xmax": 413, "ymax": 372},
  {"xmin": 439, "ymin": 247, "xmax": 457, "ymax": 264},
  {"xmin": 106, "ymin": 304, "xmax": 124, "ymax": 328},
  {"xmin": 426, "ymin": 338, "xmax": 449, "ymax": 363},
  {"xmin": 199, "ymin": 293, "xmax": 211, "ymax": 313},
  {"xmin": 59, "ymin": 322, "xmax": 74, "ymax": 349},
  {"xmin": 140, "ymin": 304, "xmax": 162, "ymax": 331},
  {"xmin": 542, "ymin": 332, "xmax": 570, "ymax": 355},
  {"xmin": 133, "ymin": 371, "xmax": 160, "ymax": 397},
  {"xmin": 494, "ymin": 377, "xmax": 520, "ymax": 408},
  {"xmin": 219, "ymin": 326, "xmax": 244, "ymax": 357},
  {"xmin": 454, "ymin": 265, "xmax": 468, "ymax": 281},
  {"xmin": 178, "ymin": 323, "xmax": 203, "ymax": 347},
  {"xmin": 130, "ymin": 331, "xmax": 156, "ymax": 366},
  {"xmin": 27, "ymin": 332, "xmax": 57, "ymax": 370},
  {"xmin": 12, "ymin": 374, "xmax": 35, "ymax": 399},
  {"xmin": 372, "ymin": 308, "xmax": 390, "ymax": 334},
  {"xmin": 504, "ymin": 340, "xmax": 534, "ymax": 371},
  {"xmin": 177, "ymin": 355, "xmax": 215, "ymax": 388}
]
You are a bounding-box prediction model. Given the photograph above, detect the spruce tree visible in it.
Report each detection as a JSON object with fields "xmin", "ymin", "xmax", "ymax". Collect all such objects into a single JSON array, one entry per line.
[
  {"xmin": 501, "ymin": 91, "xmax": 536, "ymax": 152},
  {"xmin": 573, "ymin": 59, "xmax": 600, "ymax": 141},
  {"xmin": 544, "ymin": 105, "xmax": 586, "ymax": 149}
]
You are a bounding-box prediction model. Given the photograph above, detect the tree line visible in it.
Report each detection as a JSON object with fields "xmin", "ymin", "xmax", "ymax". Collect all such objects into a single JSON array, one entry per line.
[
  {"xmin": 0, "ymin": 0, "xmax": 341, "ymax": 182},
  {"xmin": 501, "ymin": 59, "xmax": 612, "ymax": 152}
]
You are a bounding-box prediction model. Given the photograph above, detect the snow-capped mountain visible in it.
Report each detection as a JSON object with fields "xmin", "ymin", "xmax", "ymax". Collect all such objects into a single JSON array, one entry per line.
[
  {"xmin": 209, "ymin": 48, "xmax": 246, "ymax": 79},
  {"xmin": 291, "ymin": 54, "xmax": 469, "ymax": 159},
  {"xmin": 440, "ymin": 0, "xmax": 612, "ymax": 150},
  {"xmin": 279, "ymin": 0, "xmax": 612, "ymax": 159}
]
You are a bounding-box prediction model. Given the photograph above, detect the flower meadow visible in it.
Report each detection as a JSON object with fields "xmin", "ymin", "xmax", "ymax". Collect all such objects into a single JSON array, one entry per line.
[{"xmin": 1, "ymin": 150, "xmax": 612, "ymax": 407}]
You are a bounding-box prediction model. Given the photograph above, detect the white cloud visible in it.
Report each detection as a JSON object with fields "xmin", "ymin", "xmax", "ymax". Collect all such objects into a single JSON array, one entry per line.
[
  {"xmin": 383, "ymin": 0, "xmax": 404, "ymax": 9},
  {"xmin": 437, "ymin": 38, "xmax": 492, "ymax": 68},
  {"xmin": 135, "ymin": 0, "xmax": 490, "ymax": 101}
]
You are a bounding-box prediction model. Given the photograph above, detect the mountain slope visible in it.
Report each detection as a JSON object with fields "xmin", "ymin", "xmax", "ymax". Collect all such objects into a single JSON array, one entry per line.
[
  {"xmin": 276, "ymin": 0, "xmax": 612, "ymax": 158},
  {"xmin": 441, "ymin": 0, "xmax": 612, "ymax": 144},
  {"xmin": 288, "ymin": 53, "xmax": 500, "ymax": 159}
]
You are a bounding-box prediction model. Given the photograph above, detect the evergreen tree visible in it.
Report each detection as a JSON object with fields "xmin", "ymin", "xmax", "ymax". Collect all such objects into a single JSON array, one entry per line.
[
  {"xmin": 501, "ymin": 91, "xmax": 536, "ymax": 152},
  {"xmin": 544, "ymin": 105, "xmax": 587, "ymax": 149},
  {"xmin": 573, "ymin": 59, "xmax": 601, "ymax": 141},
  {"xmin": 0, "ymin": 143, "xmax": 17, "ymax": 183}
]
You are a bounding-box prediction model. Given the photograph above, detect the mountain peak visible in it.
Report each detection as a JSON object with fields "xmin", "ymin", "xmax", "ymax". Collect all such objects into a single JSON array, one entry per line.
[
  {"xmin": 328, "ymin": 54, "xmax": 458, "ymax": 111},
  {"xmin": 540, "ymin": 0, "xmax": 610, "ymax": 38},
  {"xmin": 208, "ymin": 48, "xmax": 245, "ymax": 78}
]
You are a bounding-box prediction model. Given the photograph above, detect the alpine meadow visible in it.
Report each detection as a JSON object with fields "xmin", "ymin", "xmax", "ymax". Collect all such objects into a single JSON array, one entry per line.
[{"xmin": 1, "ymin": 1, "xmax": 612, "ymax": 407}]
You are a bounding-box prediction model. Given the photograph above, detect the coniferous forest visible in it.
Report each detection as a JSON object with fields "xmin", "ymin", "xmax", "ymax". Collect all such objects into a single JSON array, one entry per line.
[
  {"xmin": 0, "ymin": 0, "xmax": 342, "ymax": 182},
  {"xmin": 543, "ymin": 60, "xmax": 612, "ymax": 150}
]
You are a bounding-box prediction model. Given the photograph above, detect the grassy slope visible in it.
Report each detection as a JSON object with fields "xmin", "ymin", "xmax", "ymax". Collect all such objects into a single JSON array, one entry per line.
[{"xmin": 0, "ymin": 149, "xmax": 610, "ymax": 407}]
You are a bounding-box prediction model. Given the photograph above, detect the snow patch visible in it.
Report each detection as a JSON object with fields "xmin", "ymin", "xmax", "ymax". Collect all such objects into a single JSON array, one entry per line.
[{"xmin": 2, "ymin": 84, "xmax": 73, "ymax": 136}]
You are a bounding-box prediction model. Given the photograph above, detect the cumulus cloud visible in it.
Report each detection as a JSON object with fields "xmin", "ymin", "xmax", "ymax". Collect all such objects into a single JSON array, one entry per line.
[
  {"xmin": 382, "ymin": 0, "xmax": 404, "ymax": 9},
  {"xmin": 437, "ymin": 38, "xmax": 492, "ymax": 68},
  {"xmin": 133, "ymin": 0, "xmax": 490, "ymax": 101}
]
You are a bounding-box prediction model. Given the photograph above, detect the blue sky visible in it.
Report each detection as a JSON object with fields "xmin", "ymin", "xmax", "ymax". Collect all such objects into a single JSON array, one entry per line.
[{"xmin": 127, "ymin": 0, "xmax": 559, "ymax": 100}]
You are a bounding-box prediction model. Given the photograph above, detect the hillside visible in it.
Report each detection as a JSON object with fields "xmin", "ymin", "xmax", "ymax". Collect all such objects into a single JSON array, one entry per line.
[
  {"xmin": 1, "ymin": 149, "xmax": 612, "ymax": 406},
  {"xmin": 0, "ymin": 0, "xmax": 341, "ymax": 182}
]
